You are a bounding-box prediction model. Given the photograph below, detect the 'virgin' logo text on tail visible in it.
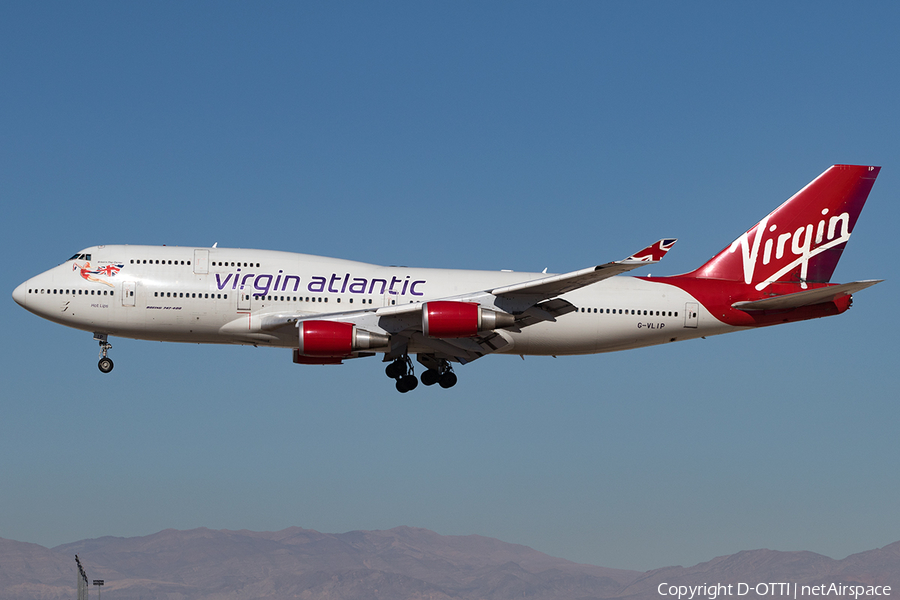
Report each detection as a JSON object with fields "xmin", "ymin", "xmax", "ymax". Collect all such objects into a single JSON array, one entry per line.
[{"xmin": 729, "ymin": 209, "xmax": 851, "ymax": 290}]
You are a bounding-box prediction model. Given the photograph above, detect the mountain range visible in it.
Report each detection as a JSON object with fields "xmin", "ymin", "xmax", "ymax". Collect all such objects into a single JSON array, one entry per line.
[{"xmin": 1, "ymin": 526, "xmax": 898, "ymax": 599}]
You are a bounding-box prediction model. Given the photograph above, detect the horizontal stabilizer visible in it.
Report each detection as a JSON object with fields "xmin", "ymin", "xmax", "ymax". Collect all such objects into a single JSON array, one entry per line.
[{"xmin": 731, "ymin": 280, "xmax": 882, "ymax": 311}]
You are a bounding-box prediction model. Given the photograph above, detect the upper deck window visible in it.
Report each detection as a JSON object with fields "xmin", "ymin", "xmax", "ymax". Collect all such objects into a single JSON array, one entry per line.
[{"xmin": 67, "ymin": 253, "xmax": 91, "ymax": 261}]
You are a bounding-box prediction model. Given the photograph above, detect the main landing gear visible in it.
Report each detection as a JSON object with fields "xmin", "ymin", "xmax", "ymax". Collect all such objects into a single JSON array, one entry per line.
[
  {"xmin": 420, "ymin": 360, "xmax": 457, "ymax": 389},
  {"xmin": 385, "ymin": 355, "xmax": 458, "ymax": 393},
  {"xmin": 94, "ymin": 332, "xmax": 114, "ymax": 373},
  {"xmin": 385, "ymin": 356, "xmax": 418, "ymax": 393}
]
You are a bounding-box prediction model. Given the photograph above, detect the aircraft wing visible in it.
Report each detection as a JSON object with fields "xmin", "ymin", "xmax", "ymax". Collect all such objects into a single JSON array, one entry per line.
[
  {"xmin": 490, "ymin": 238, "xmax": 677, "ymax": 299},
  {"xmin": 731, "ymin": 280, "xmax": 882, "ymax": 311},
  {"xmin": 253, "ymin": 238, "xmax": 676, "ymax": 363}
]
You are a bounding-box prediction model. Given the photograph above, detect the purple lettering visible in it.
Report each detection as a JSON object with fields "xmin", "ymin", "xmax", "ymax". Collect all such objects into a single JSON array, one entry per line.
[
  {"xmin": 308, "ymin": 276, "xmax": 326, "ymax": 293},
  {"xmin": 368, "ymin": 278, "xmax": 386, "ymax": 295},
  {"xmin": 349, "ymin": 278, "xmax": 367, "ymax": 294},
  {"xmin": 232, "ymin": 268, "xmax": 241, "ymax": 290},
  {"xmin": 215, "ymin": 273, "xmax": 233, "ymax": 290},
  {"xmin": 401, "ymin": 276, "xmax": 409, "ymax": 295},
  {"xmin": 328, "ymin": 273, "xmax": 342, "ymax": 293},
  {"xmin": 282, "ymin": 275, "xmax": 300, "ymax": 292},
  {"xmin": 274, "ymin": 270, "xmax": 283, "ymax": 291},
  {"xmin": 340, "ymin": 273, "xmax": 349, "ymax": 293},
  {"xmin": 254, "ymin": 274, "xmax": 273, "ymax": 296},
  {"xmin": 410, "ymin": 280, "xmax": 426, "ymax": 296},
  {"xmin": 388, "ymin": 276, "xmax": 402, "ymax": 294},
  {"xmin": 240, "ymin": 273, "xmax": 255, "ymax": 289}
]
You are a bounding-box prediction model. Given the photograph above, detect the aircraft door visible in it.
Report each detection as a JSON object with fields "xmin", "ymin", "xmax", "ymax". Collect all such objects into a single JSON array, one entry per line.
[
  {"xmin": 122, "ymin": 281, "xmax": 136, "ymax": 306},
  {"xmin": 193, "ymin": 249, "xmax": 209, "ymax": 274},
  {"xmin": 684, "ymin": 302, "xmax": 699, "ymax": 328},
  {"xmin": 237, "ymin": 291, "xmax": 252, "ymax": 311}
]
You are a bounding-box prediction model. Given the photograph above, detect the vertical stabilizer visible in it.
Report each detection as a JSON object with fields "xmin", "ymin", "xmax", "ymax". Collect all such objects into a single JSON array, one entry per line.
[{"xmin": 685, "ymin": 165, "xmax": 880, "ymax": 290}]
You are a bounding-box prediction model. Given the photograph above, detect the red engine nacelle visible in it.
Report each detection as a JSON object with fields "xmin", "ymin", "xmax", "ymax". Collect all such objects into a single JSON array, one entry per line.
[
  {"xmin": 297, "ymin": 321, "xmax": 390, "ymax": 357},
  {"xmin": 422, "ymin": 301, "xmax": 515, "ymax": 338}
]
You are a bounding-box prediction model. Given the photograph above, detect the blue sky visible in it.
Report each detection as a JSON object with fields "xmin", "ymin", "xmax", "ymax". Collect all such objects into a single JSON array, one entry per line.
[{"xmin": 2, "ymin": 2, "xmax": 898, "ymax": 571}]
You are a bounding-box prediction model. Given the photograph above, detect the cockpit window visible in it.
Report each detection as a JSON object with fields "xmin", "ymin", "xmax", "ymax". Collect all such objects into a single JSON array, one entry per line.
[{"xmin": 67, "ymin": 253, "xmax": 91, "ymax": 261}]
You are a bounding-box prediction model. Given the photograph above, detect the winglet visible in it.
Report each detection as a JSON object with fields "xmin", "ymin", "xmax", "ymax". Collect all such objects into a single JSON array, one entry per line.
[{"xmin": 622, "ymin": 238, "xmax": 677, "ymax": 263}]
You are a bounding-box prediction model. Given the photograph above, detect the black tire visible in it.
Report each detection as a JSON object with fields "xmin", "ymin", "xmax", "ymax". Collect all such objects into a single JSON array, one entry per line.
[
  {"xmin": 385, "ymin": 361, "xmax": 403, "ymax": 379},
  {"xmin": 402, "ymin": 375, "xmax": 418, "ymax": 391},
  {"xmin": 98, "ymin": 357, "xmax": 114, "ymax": 373},
  {"xmin": 439, "ymin": 372, "xmax": 457, "ymax": 389},
  {"xmin": 421, "ymin": 369, "xmax": 439, "ymax": 386}
]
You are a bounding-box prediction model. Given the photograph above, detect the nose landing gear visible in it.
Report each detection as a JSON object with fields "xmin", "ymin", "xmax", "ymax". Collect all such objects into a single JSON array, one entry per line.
[{"xmin": 94, "ymin": 332, "xmax": 114, "ymax": 373}]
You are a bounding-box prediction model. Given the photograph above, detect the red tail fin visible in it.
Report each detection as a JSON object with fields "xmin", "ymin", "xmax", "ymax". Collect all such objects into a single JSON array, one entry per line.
[{"xmin": 685, "ymin": 165, "xmax": 880, "ymax": 290}]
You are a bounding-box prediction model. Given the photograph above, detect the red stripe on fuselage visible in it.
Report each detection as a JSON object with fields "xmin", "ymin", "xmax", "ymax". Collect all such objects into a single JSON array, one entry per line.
[{"xmin": 645, "ymin": 276, "xmax": 850, "ymax": 327}]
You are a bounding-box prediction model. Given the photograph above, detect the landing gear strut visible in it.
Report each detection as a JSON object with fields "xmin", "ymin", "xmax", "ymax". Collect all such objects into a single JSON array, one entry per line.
[
  {"xmin": 94, "ymin": 332, "xmax": 114, "ymax": 373},
  {"xmin": 385, "ymin": 356, "xmax": 418, "ymax": 393}
]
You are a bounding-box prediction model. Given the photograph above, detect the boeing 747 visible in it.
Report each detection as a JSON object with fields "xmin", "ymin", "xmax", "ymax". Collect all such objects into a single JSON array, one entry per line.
[{"xmin": 13, "ymin": 165, "xmax": 881, "ymax": 392}]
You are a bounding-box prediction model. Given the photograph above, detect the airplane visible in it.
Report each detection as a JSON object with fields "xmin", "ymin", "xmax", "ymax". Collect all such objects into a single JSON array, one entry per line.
[{"xmin": 12, "ymin": 164, "xmax": 881, "ymax": 393}]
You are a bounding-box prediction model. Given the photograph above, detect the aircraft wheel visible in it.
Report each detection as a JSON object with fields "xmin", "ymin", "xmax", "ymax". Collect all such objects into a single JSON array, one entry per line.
[
  {"xmin": 439, "ymin": 372, "xmax": 457, "ymax": 389},
  {"xmin": 385, "ymin": 361, "xmax": 404, "ymax": 379},
  {"xmin": 421, "ymin": 369, "xmax": 439, "ymax": 386},
  {"xmin": 98, "ymin": 357, "xmax": 114, "ymax": 373},
  {"xmin": 402, "ymin": 375, "xmax": 418, "ymax": 392},
  {"xmin": 396, "ymin": 375, "xmax": 418, "ymax": 393}
]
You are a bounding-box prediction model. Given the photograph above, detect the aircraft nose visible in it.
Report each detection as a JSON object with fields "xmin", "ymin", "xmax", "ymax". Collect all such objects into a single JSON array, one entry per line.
[{"xmin": 12, "ymin": 281, "xmax": 28, "ymax": 307}]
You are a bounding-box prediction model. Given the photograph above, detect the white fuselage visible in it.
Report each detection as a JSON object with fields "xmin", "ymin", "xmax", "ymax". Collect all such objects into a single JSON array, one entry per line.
[{"xmin": 13, "ymin": 245, "xmax": 729, "ymax": 358}]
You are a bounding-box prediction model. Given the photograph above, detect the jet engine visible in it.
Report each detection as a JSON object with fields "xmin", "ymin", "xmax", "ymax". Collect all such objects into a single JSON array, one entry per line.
[
  {"xmin": 422, "ymin": 301, "xmax": 515, "ymax": 338},
  {"xmin": 297, "ymin": 321, "xmax": 390, "ymax": 357}
]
